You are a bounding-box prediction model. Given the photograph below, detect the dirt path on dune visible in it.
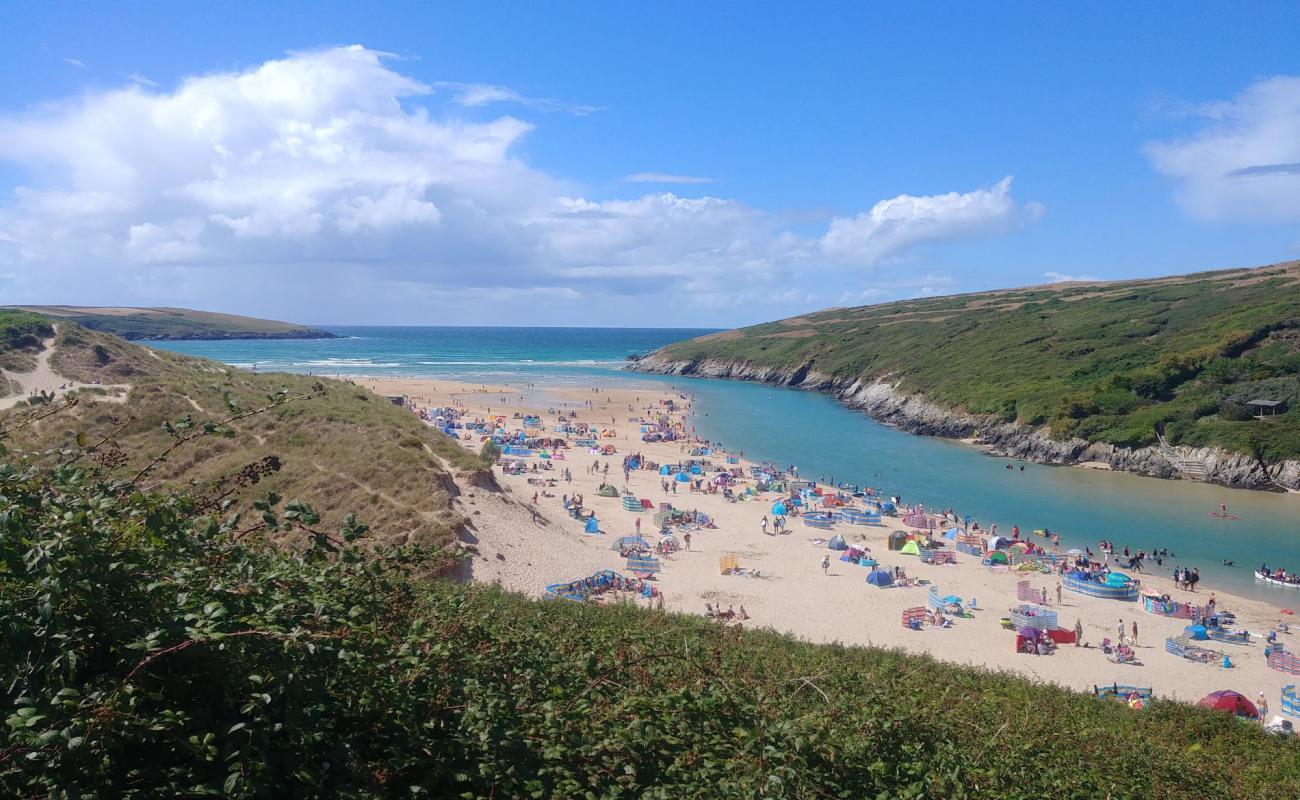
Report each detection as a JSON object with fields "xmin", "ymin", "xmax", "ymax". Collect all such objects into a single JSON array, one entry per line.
[{"xmin": 0, "ymin": 330, "xmax": 132, "ymax": 411}]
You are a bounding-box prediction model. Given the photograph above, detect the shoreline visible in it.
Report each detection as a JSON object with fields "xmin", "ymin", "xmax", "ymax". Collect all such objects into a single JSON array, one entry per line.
[
  {"xmin": 627, "ymin": 356, "xmax": 1300, "ymax": 493},
  {"xmin": 363, "ymin": 373, "xmax": 1298, "ymax": 708}
]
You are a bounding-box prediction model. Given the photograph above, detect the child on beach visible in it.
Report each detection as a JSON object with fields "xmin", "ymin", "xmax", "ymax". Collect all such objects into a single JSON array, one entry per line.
[{"xmin": 821, "ymin": 555, "xmax": 830, "ymax": 575}]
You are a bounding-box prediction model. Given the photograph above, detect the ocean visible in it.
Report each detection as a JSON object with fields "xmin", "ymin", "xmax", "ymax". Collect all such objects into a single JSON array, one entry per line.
[{"xmin": 153, "ymin": 326, "xmax": 1300, "ymax": 602}]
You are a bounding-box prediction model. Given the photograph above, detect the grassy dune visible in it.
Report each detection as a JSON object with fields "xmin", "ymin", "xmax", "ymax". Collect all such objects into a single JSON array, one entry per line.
[
  {"xmin": 651, "ymin": 262, "xmax": 1300, "ymax": 461},
  {"xmin": 1, "ymin": 319, "xmax": 481, "ymax": 553}
]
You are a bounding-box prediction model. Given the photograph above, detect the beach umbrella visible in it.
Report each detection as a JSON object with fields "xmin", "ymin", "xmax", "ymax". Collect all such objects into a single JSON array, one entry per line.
[
  {"xmin": 1197, "ymin": 690, "xmax": 1259, "ymax": 719},
  {"xmin": 1017, "ymin": 627, "xmax": 1044, "ymax": 639}
]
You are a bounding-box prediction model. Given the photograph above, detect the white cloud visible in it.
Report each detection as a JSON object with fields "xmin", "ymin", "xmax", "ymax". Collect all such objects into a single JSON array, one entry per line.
[
  {"xmin": 432, "ymin": 81, "xmax": 597, "ymax": 115},
  {"xmin": 125, "ymin": 72, "xmax": 159, "ymax": 88},
  {"xmin": 0, "ymin": 45, "xmax": 1038, "ymax": 324},
  {"xmin": 820, "ymin": 177, "xmax": 1026, "ymax": 264},
  {"xmin": 624, "ymin": 172, "xmax": 716, "ymax": 185},
  {"xmin": 64, "ymin": 58, "xmax": 85, "ymax": 68},
  {"xmin": 1146, "ymin": 75, "xmax": 1300, "ymax": 220},
  {"xmin": 1043, "ymin": 271, "xmax": 1098, "ymax": 283}
]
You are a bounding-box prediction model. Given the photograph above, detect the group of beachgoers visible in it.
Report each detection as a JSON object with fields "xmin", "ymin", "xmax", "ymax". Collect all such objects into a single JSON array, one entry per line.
[
  {"xmin": 1257, "ymin": 565, "xmax": 1300, "ymax": 586},
  {"xmin": 705, "ymin": 603, "xmax": 750, "ymax": 623}
]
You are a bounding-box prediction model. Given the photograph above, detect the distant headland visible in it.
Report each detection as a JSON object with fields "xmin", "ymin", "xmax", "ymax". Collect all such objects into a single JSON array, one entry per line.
[{"xmin": 3, "ymin": 305, "xmax": 337, "ymax": 341}]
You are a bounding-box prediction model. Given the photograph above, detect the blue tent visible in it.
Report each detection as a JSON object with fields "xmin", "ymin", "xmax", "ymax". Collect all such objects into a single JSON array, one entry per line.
[
  {"xmin": 880, "ymin": 502, "xmax": 896, "ymax": 514},
  {"xmin": 1185, "ymin": 624, "xmax": 1209, "ymax": 641},
  {"xmin": 689, "ymin": 465, "xmax": 702, "ymax": 475},
  {"xmin": 772, "ymin": 502, "xmax": 788, "ymax": 516},
  {"xmin": 675, "ymin": 472, "xmax": 690, "ymax": 482},
  {"xmin": 828, "ymin": 534, "xmax": 847, "ymax": 551},
  {"xmin": 659, "ymin": 465, "xmax": 671, "ymax": 475},
  {"xmin": 790, "ymin": 496, "xmax": 803, "ymax": 507},
  {"xmin": 943, "ymin": 527, "xmax": 961, "ymax": 539},
  {"xmin": 866, "ymin": 569, "xmax": 894, "ymax": 588},
  {"xmin": 584, "ymin": 517, "xmax": 600, "ymax": 534}
]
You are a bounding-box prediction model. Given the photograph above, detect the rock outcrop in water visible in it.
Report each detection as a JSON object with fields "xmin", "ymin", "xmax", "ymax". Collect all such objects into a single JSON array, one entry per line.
[{"xmin": 631, "ymin": 354, "xmax": 1300, "ymax": 492}]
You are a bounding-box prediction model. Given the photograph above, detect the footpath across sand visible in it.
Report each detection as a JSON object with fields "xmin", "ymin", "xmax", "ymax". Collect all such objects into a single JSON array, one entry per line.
[{"xmin": 371, "ymin": 375, "xmax": 1298, "ymax": 706}]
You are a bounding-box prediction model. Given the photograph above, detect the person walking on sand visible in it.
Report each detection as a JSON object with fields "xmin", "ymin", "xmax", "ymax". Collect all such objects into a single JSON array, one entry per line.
[
  {"xmin": 1055, "ymin": 582, "xmax": 1062, "ymax": 607},
  {"xmin": 821, "ymin": 554, "xmax": 831, "ymax": 575},
  {"xmin": 1258, "ymin": 692, "xmax": 1269, "ymax": 720},
  {"xmin": 1074, "ymin": 619, "xmax": 1083, "ymax": 646},
  {"xmin": 1131, "ymin": 620, "xmax": 1138, "ymax": 647},
  {"xmin": 635, "ymin": 518, "xmax": 641, "ymax": 535},
  {"xmin": 684, "ymin": 532, "xmax": 692, "ymax": 551},
  {"xmin": 1117, "ymin": 618, "xmax": 1125, "ymax": 645},
  {"xmin": 761, "ymin": 515, "xmax": 769, "ymax": 535}
]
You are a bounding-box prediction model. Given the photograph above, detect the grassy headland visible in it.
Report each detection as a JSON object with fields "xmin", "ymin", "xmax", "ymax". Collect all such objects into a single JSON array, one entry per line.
[
  {"xmin": 645, "ymin": 262, "xmax": 1300, "ymax": 463},
  {"xmin": 0, "ymin": 319, "xmax": 480, "ymax": 552},
  {"xmin": 4, "ymin": 305, "xmax": 336, "ymax": 340}
]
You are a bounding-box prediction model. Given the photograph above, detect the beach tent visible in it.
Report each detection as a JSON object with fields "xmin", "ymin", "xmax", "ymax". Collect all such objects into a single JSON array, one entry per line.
[
  {"xmin": 943, "ymin": 527, "xmax": 961, "ymax": 539},
  {"xmin": 984, "ymin": 550, "xmax": 1009, "ymax": 565},
  {"xmin": 988, "ymin": 536, "xmax": 1008, "ymax": 550},
  {"xmin": 772, "ymin": 501, "xmax": 788, "ymax": 516},
  {"xmin": 900, "ymin": 539, "xmax": 922, "ymax": 556},
  {"xmin": 597, "ymin": 485, "xmax": 619, "ymax": 497},
  {"xmin": 611, "ymin": 535, "xmax": 650, "ymax": 551},
  {"xmin": 689, "ymin": 465, "xmax": 702, "ymax": 475},
  {"xmin": 659, "ymin": 465, "xmax": 671, "ymax": 475},
  {"xmin": 675, "ymin": 472, "xmax": 691, "ymax": 482},
  {"xmin": 622, "ymin": 496, "xmax": 643, "ymax": 511},
  {"xmin": 584, "ymin": 517, "xmax": 601, "ymax": 534},
  {"xmin": 887, "ymin": 531, "xmax": 909, "ymax": 551},
  {"xmin": 866, "ymin": 569, "xmax": 894, "ymax": 588},
  {"xmin": 1185, "ymin": 624, "xmax": 1210, "ymax": 641},
  {"xmin": 1198, "ymin": 690, "xmax": 1259, "ymax": 719},
  {"xmin": 880, "ymin": 502, "xmax": 897, "ymax": 514},
  {"xmin": 828, "ymin": 534, "xmax": 847, "ymax": 551}
]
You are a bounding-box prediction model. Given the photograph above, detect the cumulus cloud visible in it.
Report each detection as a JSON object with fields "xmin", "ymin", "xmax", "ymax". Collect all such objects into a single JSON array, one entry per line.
[
  {"xmin": 624, "ymin": 172, "xmax": 716, "ymax": 185},
  {"xmin": 1146, "ymin": 75, "xmax": 1300, "ymax": 220},
  {"xmin": 820, "ymin": 177, "xmax": 1025, "ymax": 264},
  {"xmin": 63, "ymin": 58, "xmax": 85, "ymax": 68},
  {"xmin": 0, "ymin": 45, "xmax": 1038, "ymax": 323}
]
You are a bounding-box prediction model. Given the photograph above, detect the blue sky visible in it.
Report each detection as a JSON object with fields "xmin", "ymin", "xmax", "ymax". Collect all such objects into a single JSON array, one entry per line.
[{"xmin": 1, "ymin": 2, "xmax": 1299, "ymax": 326}]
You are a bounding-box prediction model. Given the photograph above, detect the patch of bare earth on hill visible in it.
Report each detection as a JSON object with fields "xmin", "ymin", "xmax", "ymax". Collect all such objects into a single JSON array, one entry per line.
[
  {"xmin": 762, "ymin": 329, "xmax": 818, "ymax": 339},
  {"xmin": 0, "ymin": 331, "xmax": 132, "ymax": 411},
  {"xmin": 695, "ymin": 330, "xmax": 743, "ymax": 342}
]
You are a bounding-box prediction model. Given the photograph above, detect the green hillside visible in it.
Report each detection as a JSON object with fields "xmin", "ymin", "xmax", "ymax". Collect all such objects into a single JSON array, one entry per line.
[
  {"xmin": 1, "ymin": 440, "xmax": 1296, "ymax": 797},
  {"xmin": 4, "ymin": 305, "xmax": 336, "ymax": 340},
  {"xmin": 649, "ymin": 262, "xmax": 1300, "ymax": 461},
  {"xmin": 0, "ymin": 315, "xmax": 481, "ymax": 553}
]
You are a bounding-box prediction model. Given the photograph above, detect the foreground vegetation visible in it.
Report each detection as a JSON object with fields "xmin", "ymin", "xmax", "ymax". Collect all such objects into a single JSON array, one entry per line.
[
  {"xmin": 651, "ymin": 262, "xmax": 1300, "ymax": 461},
  {"xmin": 2, "ymin": 421, "xmax": 1297, "ymax": 797},
  {"xmin": 3, "ymin": 305, "xmax": 335, "ymax": 340}
]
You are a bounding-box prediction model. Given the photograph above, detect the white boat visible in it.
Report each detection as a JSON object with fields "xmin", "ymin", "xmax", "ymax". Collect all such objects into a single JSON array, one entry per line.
[{"xmin": 1255, "ymin": 570, "xmax": 1300, "ymax": 589}]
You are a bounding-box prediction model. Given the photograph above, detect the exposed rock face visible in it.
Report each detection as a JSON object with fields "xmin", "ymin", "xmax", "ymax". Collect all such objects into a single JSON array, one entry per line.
[{"xmin": 632, "ymin": 354, "xmax": 1300, "ymax": 492}]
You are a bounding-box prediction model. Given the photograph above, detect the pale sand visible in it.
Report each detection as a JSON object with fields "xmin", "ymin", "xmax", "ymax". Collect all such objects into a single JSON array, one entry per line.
[
  {"xmin": 0, "ymin": 330, "xmax": 131, "ymax": 411},
  {"xmin": 372, "ymin": 375, "xmax": 1297, "ymax": 707}
]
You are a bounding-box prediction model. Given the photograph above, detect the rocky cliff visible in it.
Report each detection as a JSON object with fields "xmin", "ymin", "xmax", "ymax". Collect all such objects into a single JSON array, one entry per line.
[{"xmin": 632, "ymin": 354, "xmax": 1300, "ymax": 492}]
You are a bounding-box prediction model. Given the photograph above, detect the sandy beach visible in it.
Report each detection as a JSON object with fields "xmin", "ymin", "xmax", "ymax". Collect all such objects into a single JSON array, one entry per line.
[{"xmin": 367, "ymin": 374, "xmax": 1298, "ymax": 707}]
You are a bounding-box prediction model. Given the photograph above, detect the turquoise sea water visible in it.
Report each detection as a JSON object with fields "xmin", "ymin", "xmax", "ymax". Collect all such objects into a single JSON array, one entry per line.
[{"xmin": 153, "ymin": 326, "xmax": 1300, "ymax": 602}]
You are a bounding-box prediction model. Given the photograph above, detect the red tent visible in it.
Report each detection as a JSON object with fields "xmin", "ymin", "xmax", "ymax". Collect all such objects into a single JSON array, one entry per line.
[{"xmin": 1197, "ymin": 690, "xmax": 1259, "ymax": 719}]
